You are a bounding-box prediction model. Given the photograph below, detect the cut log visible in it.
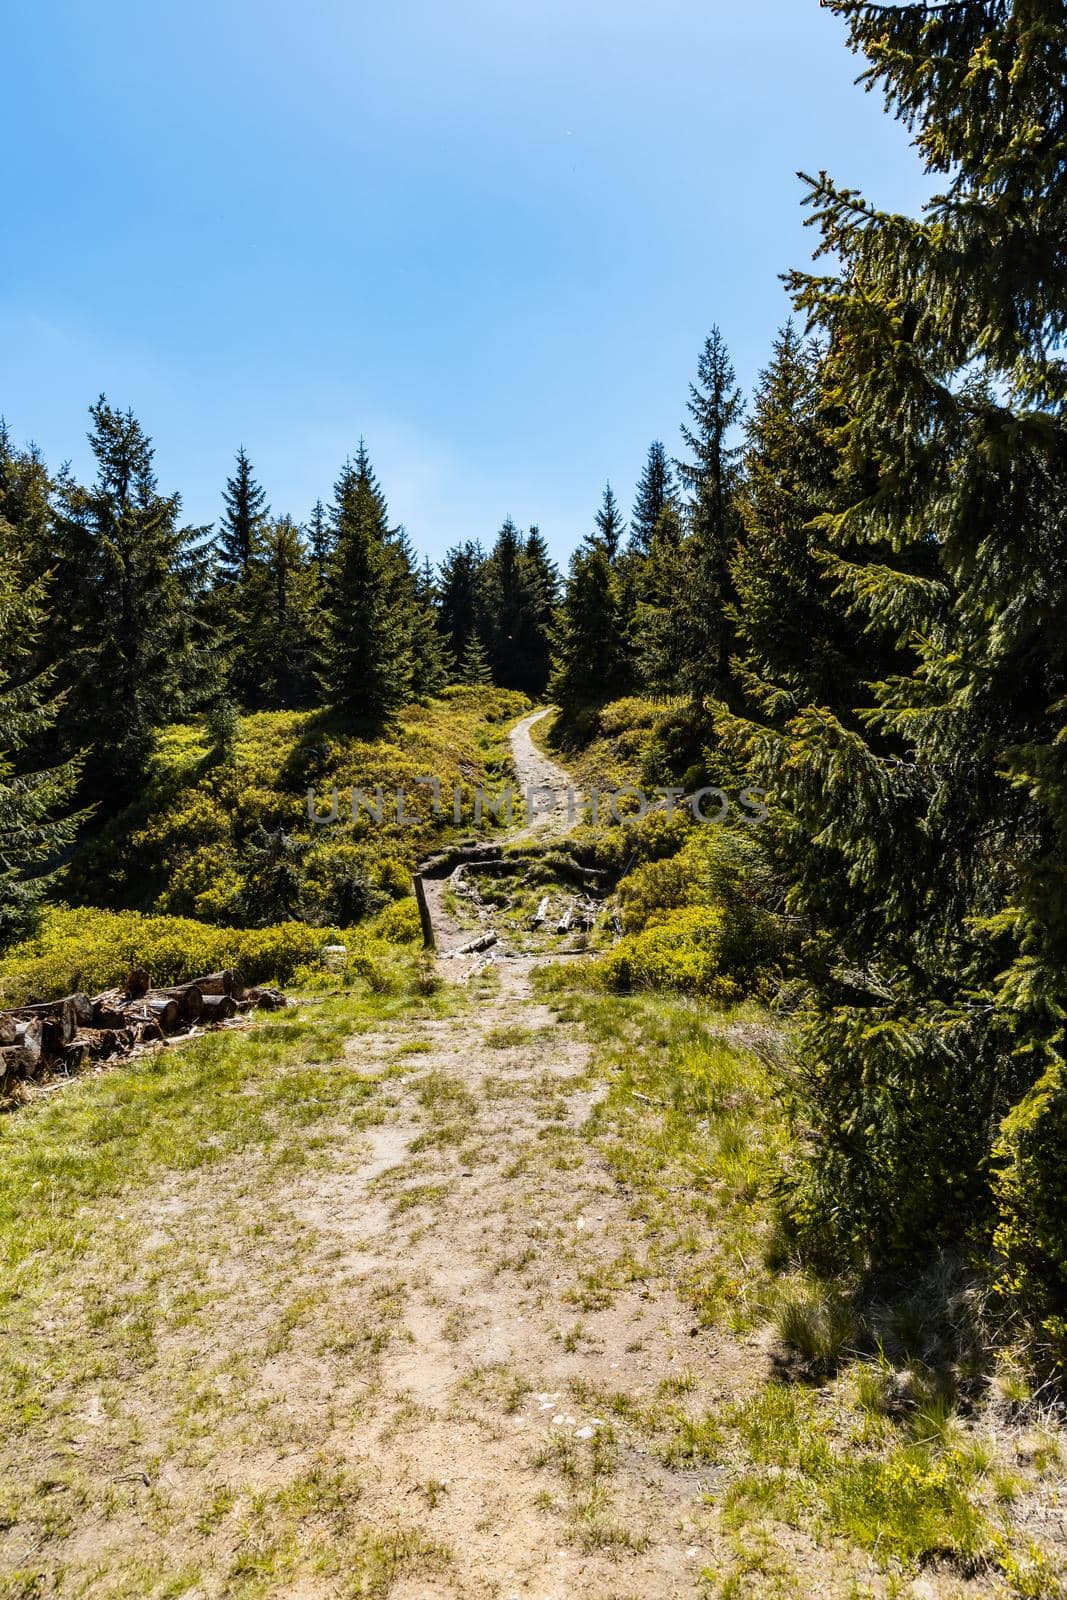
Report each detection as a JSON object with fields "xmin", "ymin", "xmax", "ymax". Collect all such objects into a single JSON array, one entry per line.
[
  {"xmin": 10, "ymin": 997, "xmax": 78, "ymax": 1046},
  {"xmin": 0, "ymin": 1045, "xmax": 37, "ymax": 1082},
  {"xmin": 555, "ymin": 905, "xmax": 575, "ymax": 936},
  {"xmin": 195, "ymin": 970, "xmax": 245, "ymax": 1000},
  {"xmin": 0, "ymin": 1016, "xmax": 16, "ymax": 1047},
  {"xmin": 92, "ymin": 1001, "xmax": 129, "ymax": 1030},
  {"xmin": 247, "ymin": 986, "xmax": 287, "ymax": 1011},
  {"xmin": 157, "ymin": 983, "xmax": 204, "ymax": 1023},
  {"xmin": 59, "ymin": 1039, "xmax": 90, "ymax": 1072},
  {"xmin": 529, "ymin": 895, "xmax": 551, "ymax": 930},
  {"xmin": 457, "ymin": 931, "xmax": 498, "ymax": 955},
  {"xmin": 70, "ymin": 993, "xmax": 94, "ymax": 1027},
  {"xmin": 13, "ymin": 1020, "xmax": 43, "ymax": 1068},
  {"xmin": 143, "ymin": 996, "xmax": 180, "ymax": 1032},
  {"xmin": 200, "ymin": 993, "xmax": 238, "ymax": 1021}
]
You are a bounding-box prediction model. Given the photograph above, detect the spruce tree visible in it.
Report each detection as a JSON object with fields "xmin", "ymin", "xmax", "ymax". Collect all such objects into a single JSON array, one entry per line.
[
  {"xmin": 55, "ymin": 399, "xmax": 208, "ymax": 803},
  {"xmin": 239, "ymin": 516, "xmax": 324, "ymax": 708},
  {"xmin": 325, "ymin": 444, "xmax": 412, "ymax": 724},
  {"xmin": 729, "ymin": 323, "xmax": 853, "ymax": 715},
  {"xmin": 634, "ymin": 503, "xmax": 686, "ymax": 693},
  {"xmin": 483, "ymin": 517, "xmax": 541, "ymax": 692},
  {"xmin": 721, "ymin": 0, "xmax": 1067, "ymax": 1277},
  {"xmin": 592, "ymin": 483, "xmax": 626, "ymax": 562},
  {"xmin": 550, "ymin": 542, "xmax": 625, "ymax": 716},
  {"xmin": 458, "ymin": 633, "xmax": 492, "ymax": 686},
  {"xmin": 672, "ymin": 328, "xmax": 745, "ymax": 708},
  {"xmin": 629, "ymin": 442, "xmax": 676, "ymax": 555},
  {"xmin": 218, "ymin": 447, "xmax": 269, "ymax": 582},
  {"xmin": 0, "ymin": 424, "xmax": 53, "ymax": 585},
  {"xmin": 409, "ymin": 556, "xmax": 452, "ymax": 699},
  {"xmin": 0, "ymin": 489, "xmax": 81, "ymax": 948},
  {"xmin": 438, "ymin": 541, "xmax": 487, "ymax": 670},
  {"xmin": 306, "ymin": 498, "xmax": 332, "ymax": 577},
  {"xmin": 521, "ymin": 526, "xmax": 559, "ymax": 697}
]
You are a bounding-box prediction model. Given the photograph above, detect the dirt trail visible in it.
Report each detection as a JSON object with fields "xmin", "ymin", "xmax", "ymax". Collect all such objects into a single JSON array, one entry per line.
[
  {"xmin": 420, "ymin": 709, "xmax": 576, "ymax": 958},
  {"xmin": 298, "ymin": 713, "xmax": 748, "ymax": 1595},
  {"xmin": 7, "ymin": 709, "xmax": 1040, "ymax": 1597},
  {"xmin": 289, "ymin": 956, "xmax": 752, "ymax": 1597},
  {"xmin": 509, "ymin": 709, "xmax": 572, "ymax": 837}
]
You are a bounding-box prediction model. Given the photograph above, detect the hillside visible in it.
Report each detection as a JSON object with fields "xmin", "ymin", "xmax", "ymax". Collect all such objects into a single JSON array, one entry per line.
[{"xmin": 1, "ymin": 701, "xmax": 1063, "ymax": 1599}]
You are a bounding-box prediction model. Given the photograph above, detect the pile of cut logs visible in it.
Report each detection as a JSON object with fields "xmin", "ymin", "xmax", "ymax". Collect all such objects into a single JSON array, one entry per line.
[{"xmin": 0, "ymin": 968, "xmax": 288, "ymax": 1107}]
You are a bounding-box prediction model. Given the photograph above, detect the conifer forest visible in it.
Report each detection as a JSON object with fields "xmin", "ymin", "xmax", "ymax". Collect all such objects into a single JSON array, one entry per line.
[{"xmin": 3, "ymin": 4, "xmax": 1067, "ymax": 1596}]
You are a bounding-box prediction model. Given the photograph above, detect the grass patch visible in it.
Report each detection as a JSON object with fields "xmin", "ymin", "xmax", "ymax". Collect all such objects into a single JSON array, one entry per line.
[
  {"xmin": 0, "ymin": 960, "xmax": 464, "ymax": 1590},
  {"xmin": 537, "ymin": 974, "xmax": 788, "ymax": 1329}
]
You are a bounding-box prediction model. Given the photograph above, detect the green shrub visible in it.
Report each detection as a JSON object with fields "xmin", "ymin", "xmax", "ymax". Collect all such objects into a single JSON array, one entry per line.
[
  {"xmin": 62, "ymin": 690, "xmax": 530, "ymax": 924},
  {"xmin": 993, "ymin": 1057, "xmax": 1067, "ymax": 1373},
  {"xmin": 781, "ymin": 1008, "xmax": 1008, "ymax": 1269},
  {"xmin": 611, "ymin": 826, "xmax": 787, "ymax": 996},
  {"xmin": 618, "ymin": 855, "xmax": 695, "ymax": 933},
  {"xmin": 595, "ymin": 907, "xmax": 741, "ymax": 1002},
  {"xmin": 0, "ymin": 907, "xmax": 340, "ymax": 1002},
  {"xmin": 373, "ymin": 899, "xmax": 422, "ymax": 945}
]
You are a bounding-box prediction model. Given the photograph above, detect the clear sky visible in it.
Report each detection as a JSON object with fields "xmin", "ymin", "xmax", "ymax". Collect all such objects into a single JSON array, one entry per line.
[{"xmin": 0, "ymin": 0, "xmax": 929, "ymax": 567}]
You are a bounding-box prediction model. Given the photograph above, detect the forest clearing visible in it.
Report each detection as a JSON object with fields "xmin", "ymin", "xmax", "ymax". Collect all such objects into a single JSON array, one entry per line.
[
  {"xmin": 0, "ymin": 712, "xmax": 1064, "ymax": 1599},
  {"xmin": 4, "ymin": 1, "xmax": 1067, "ymax": 1594}
]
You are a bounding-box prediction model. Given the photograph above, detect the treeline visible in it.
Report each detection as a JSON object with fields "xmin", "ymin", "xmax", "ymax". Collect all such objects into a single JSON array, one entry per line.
[{"xmin": 0, "ymin": 410, "xmax": 570, "ymax": 763}]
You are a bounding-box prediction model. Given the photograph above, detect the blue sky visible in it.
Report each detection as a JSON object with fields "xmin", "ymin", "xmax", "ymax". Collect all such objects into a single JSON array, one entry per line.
[{"xmin": 0, "ymin": 0, "xmax": 929, "ymax": 566}]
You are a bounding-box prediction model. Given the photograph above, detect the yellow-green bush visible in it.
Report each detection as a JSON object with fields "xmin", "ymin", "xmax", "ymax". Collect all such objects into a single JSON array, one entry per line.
[
  {"xmin": 612, "ymin": 825, "xmax": 787, "ymax": 994},
  {"xmin": 0, "ymin": 907, "xmax": 348, "ymax": 1003},
  {"xmin": 993, "ymin": 1057, "xmax": 1067, "ymax": 1372},
  {"xmin": 62, "ymin": 688, "xmax": 530, "ymax": 925},
  {"xmin": 372, "ymin": 899, "xmax": 422, "ymax": 945},
  {"xmin": 618, "ymin": 854, "xmax": 696, "ymax": 933},
  {"xmin": 595, "ymin": 906, "xmax": 742, "ymax": 1002}
]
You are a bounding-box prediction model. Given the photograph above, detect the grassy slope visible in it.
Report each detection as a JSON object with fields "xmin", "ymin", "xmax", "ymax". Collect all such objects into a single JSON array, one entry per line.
[
  {"xmin": 0, "ymin": 688, "xmax": 528, "ymax": 1004},
  {"xmin": 541, "ymin": 977, "xmax": 1064, "ymax": 1597},
  {"xmin": 66, "ymin": 686, "xmax": 529, "ymax": 922}
]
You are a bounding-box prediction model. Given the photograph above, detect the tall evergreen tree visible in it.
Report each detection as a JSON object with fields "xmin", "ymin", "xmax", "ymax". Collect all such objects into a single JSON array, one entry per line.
[
  {"xmin": 409, "ymin": 556, "xmax": 452, "ymax": 699},
  {"xmin": 0, "ymin": 424, "xmax": 52, "ymax": 584},
  {"xmin": 550, "ymin": 542, "xmax": 626, "ymax": 716},
  {"xmin": 521, "ymin": 526, "xmax": 559, "ymax": 697},
  {"xmin": 306, "ymin": 498, "xmax": 332, "ymax": 577},
  {"xmin": 218, "ymin": 447, "xmax": 269, "ymax": 581},
  {"xmin": 721, "ymin": 1, "xmax": 1067, "ymax": 1293},
  {"xmin": 629, "ymin": 441, "xmax": 676, "ymax": 555},
  {"xmin": 0, "ymin": 472, "xmax": 82, "ymax": 947},
  {"xmin": 730, "ymin": 323, "xmax": 853, "ymax": 715},
  {"xmin": 55, "ymin": 399, "xmax": 209, "ymax": 803},
  {"xmin": 483, "ymin": 517, "xmax": 545, "ymax": 693},
  {"xmin": 437, "ymin": 541, "xmax": 486, "ymax": 669},
  {"xmin": 325, "ymin": 444, "xmax": 412, "ymax": 724},
  {"xmin": 633, "ymin": 503, "xmax": 686, "ymax": 693},
  {"xmin": 239, "ymin": 516, "xmax": 324, "ymax": 708},
  {"xmin": 592, "ymin": 483, "xmax": 626, "ymax": 562},
  {"xmin": 672, "ymin": 328, "xmax": 745, "ymax": 708}
]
